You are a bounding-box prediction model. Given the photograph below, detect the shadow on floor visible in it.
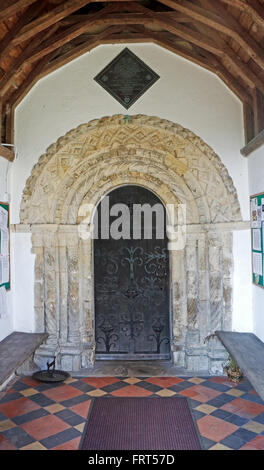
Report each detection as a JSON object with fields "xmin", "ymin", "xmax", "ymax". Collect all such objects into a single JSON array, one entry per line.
[{"xmin": 70, "ymin": 361, "xmax": 218, "ymax": 378}]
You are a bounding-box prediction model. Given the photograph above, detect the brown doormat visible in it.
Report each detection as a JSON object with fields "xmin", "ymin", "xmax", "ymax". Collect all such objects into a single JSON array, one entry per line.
[{"xmin": 80, "ymin": 397, "xmax": 202, "ymax": 450}]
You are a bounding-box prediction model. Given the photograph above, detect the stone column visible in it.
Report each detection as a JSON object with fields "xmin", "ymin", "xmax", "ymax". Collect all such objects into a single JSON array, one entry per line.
[
  {"xmin": 56, "ymin": 229, "xmax": 81, "ymax": 371},
  {"xmin": 208, "ymin": 231, "xmax": 229, "ymax": 374},
  {"xmin": 31, "ymin": 231, "xmax": 45, "ymax": 333},
  {"xmin": 208, "ymin": 232, "xmax": 223, "ymax": 332},
  {"xmin": 170, "ymin": 244, "xmax": 187, "ymax": 367},
  {"xmin": 186, "ymin": 235, "xmax": 199, "ymax": 333},
  {"xmin": 32, "ymin": 225, "xmax": 59, "ymax": 368},
  {"xmin": 197, "ymin": 233, "xmax": 210, "ymax": 344},
  {"xmin": 67, "ymin": 233, "xmax": 80, "ymax": 345},
  {"xmin": 57, "ymin": 231, "xmax": 68, "ymax": 347},
  {"xmin": 222, "ymin": 231, "xmax": 233, "ymax": 331},
  {"xmin": 185, "ymin": 233, "xmax": 209, "ymax": 371},
  {"xmin": 43, "ymin": 230, "xmax": 58, "ymax": 349},
  {"xmin": 80, "ymin": 236, "xmax": 95, "ymax": 368}
]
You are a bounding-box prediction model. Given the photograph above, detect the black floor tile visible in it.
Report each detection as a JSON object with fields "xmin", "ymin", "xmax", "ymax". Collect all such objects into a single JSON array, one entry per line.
[
  {"xmin": 101, "ymin": 381, "xmax": 128, "ymax": 393},
  {"xmin": 220, "ymin": 434, "xmax": 246, "ymax": 450},
  {"xmin": 230, "ymin": 428, "xmax": 257, "ymax": 443},
  {"xmin": 254, "ymin": 412, "xmax": 264, "ymax": 424},
  {"xmin": 40, "ymin": 428, "xmax": 81, "ymax": 449},
  {"xmin": 54, "ymin": 409, "xmax": 85, "ymax": 426},
  {"xmin": 12, "ymin": 408, "xmax": 49, "ymax": 425},
  {"xmin": 0, "ymin": 392, "xmax": 23, "ymax": 404},
  {"xmin": 70, "ymin": 380, "xmax": 95, "ymax": 393},
  {"xmin": 29, "ymin": 393, "xmax": 56, "ymax": 407},
  {"xmin": 224, "ymin": 414, "xmax": 249, "ymax": 427},
  {"xmin": 60, "ymin": 394, "xmax": 91, "ymax": 408},
  {"xmin": 2, "ymin": 426, "xmax": 34, "ymax": 448},
  {"xmin": 200, "ymin": 436, "xmax": 216, "ymax": 450}
]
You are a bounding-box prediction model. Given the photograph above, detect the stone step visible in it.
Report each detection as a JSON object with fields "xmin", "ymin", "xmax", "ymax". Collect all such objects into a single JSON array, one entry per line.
[
  {"xmin": 216, "ymin": 331, "xmax": 264, "ymax": 401},
  {"xmin": 0, "ymin": 331, "xmax": 48, "ymax": 388}
]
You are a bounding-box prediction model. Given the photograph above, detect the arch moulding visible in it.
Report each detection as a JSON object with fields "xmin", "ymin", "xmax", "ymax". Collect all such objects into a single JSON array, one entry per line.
[{"xmin": 19, "ymin": 115, "xmax": 242, "ymax": 373}]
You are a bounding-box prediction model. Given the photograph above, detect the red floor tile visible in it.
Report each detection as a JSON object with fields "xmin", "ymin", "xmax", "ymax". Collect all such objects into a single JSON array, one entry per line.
[
  {"xmin": 0, "ymin": 397, "xmax": 40, "ymax": 419},
  {"xmin": 0, "ymin": 435, "xmax": 16, "ymax": 450},
  {"xmin": 81, "ymin": 377, "xmax": 120, "ymax": 388},
  {"xmin": 197, "ymin": 415, "xmax": 238, "ymax": 442},
  {"xmin": 21, "ymin": 377, "xmax": 40, "ymax": 387},
  {"xmin": 145, "ymin": 377, "xmax": 183, "ymax": 388},
  {"xmin": 53, "ymin": 437, "xmax": 81, "ymax": 450},
  {"xmin": 208, "ymin": 376, "xmax": 237, "ymax": 388},
  {"xmin": 69, "ymin": 400, "xmax": 91, "ymax": 418},
  {"xmin": 0, "ymin": 375, "xmax": 262, "ymax": 451},
  {"xmin": 221, "ymin": 398, "xmax": 264, "ymax": 419},
  {"xmin": 240, "ymin": 436, "xmax": 264, "ymax": 450},
  {"xmin": 179, "ymin": 384, "xmax": 222, "ymax": 403},
  {"xmin": 43, "ymin": 385, "xmax": 83, "ymax": 402},
  {"xmin": 21, "ymin": 414, "xmax": 71, "ymax": 441},
  {"xmin": 110, "ymin": 385, "xmax": 153, "ymax": 397}
]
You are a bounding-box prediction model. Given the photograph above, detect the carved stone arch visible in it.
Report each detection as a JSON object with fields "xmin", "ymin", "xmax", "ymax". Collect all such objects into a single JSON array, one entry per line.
[
  {"xmin": 56, "ymin": 156, "xmax": 204, "ymax": 225},
  {"xmin": 21, "ymin": 115, "xmax": 241, "ymax": 374},
  {"xmin": 20, "ymin": 114, "xmax": 241, "ymax": 225},
  {"xmin": 66, "ymin": 171, "xmax": 183, "ymax": 226}
]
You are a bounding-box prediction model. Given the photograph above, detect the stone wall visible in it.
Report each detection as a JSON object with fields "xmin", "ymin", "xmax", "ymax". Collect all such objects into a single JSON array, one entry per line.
[{"xmin": 17, "ymin": 115, "xmax": 242, "ymax": 373}]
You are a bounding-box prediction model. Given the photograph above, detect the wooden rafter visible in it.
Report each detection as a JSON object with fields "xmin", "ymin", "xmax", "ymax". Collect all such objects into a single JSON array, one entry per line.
[
  {"xmin": 9, "ymin": 26, "xmax": 251, "ymax": 112},
  {"xmin": 0, "ymin": 0, "xmax": 47, "ymax": 61},
  {"xmin": 158, "ymin": 0, "xmax": 264, "ymax": 70},
  {"xmin": 60, "ymin": 11, "xmax": 192, "ymax": 26},
  {"xmin": 0, "ymin": 0, "xmax": 38, "ymax": 20},
  {"xmin": 152, "ymin": 36, "xmax": 215, "ymax": 73},
  {"xmin": 223, "ymin": 49, "xmax": 264, "ymax": 94},
  {"xmin": 253, "ymin": 88, "xmax": 264, "ymax": 135},
  {"xmin": 220, "ymin": 0, "xmax": 264, "ymax": 29},
  {"xmin": 181, "ymin": 20, "xmax": 253, "ymax": 104},
  {"xmin": 41, "ymin": 27, "xmax": 217, "ymax": 77},
  {"xmin": 0, "ymin": 25, "xmax": 60, "ymax": 97},
  {"xmin": 216, "ymin": 63, "xmax": 253, "ymax": 105},
  {"xmin": 11, "ymin": 0, "xmax": 144, "ymax": 45},
  {"xmin": 190, "ymin": 16, "xmax": 264, "ymax": 94},
  {"xmin": 7, "ymin": 51, "xmax": 59, "ymax": 108},
  {"xmin": 26, "ymin": 12, "xmax": 224, "ymax": 63},
  {"xmin": 0, "ymin": 9, "xmax": 226, "ymax": 88},
  {"xmin": 11, "ymin": 0, "xmax": 95, "ymax": 46},
  {"xmin": 0, "ymin": 0, "xmax": 263, "ymax": 147},
  {"xmin": 39, "ymin": 26, "xmax": 125, "ymax": 80},
  {"xmin": 0, "ymin": 144, "xmax": 14, "ymax": 162},
  {"xmin": 0, "ymin": 7, "xmax": 256, "ymax": 104}
]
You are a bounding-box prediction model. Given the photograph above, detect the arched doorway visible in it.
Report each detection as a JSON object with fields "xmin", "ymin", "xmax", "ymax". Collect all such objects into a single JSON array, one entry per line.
[
  {"xmin": 20, "ymin": 114, "xmax": 241, "ymax": 372},
  {"xmin": 94, "ymin": 185, "xmax": 171, "ymax": 360}
]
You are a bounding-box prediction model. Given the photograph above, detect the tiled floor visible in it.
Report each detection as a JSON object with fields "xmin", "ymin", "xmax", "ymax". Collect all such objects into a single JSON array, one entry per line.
[{"xmin": 0, "ymin": 375, "xmax": 264, "ymax": 450}]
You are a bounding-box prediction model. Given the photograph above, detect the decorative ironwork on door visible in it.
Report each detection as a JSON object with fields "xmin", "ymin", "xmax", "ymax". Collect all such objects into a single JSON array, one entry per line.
[{"xmin": 94, "ymin": 186, "xmax": 170, "ymax": 360}]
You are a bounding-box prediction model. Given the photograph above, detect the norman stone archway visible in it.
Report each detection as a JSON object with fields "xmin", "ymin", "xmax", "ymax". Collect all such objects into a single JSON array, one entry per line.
[{"xmin": 19, "ymin": 115, "xmax": 242, "ymax": 373}]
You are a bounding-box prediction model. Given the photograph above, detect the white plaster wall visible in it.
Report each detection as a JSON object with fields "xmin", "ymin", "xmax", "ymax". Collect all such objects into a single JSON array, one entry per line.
[
  {"xmin": 248, "ymin": 144, "xmax": 264, "ymax": 342},
  {"xmin": 11, "ymin": 233, "xmax": 35, "ymax": 333},
  {"xmin": 233, "ymin": 229, "xmax": 253, "ymax": 333},
  {"xmin": 10, "ymin": 43, "xmax": 252, "ymax": 335},
  {"xmin": 0, "ymin": 156, "xmax": 13, "ymax": 340}
]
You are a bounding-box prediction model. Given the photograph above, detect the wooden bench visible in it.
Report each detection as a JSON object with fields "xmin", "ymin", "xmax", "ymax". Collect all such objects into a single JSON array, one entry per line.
[
  {"xmin": 216, "ymin": 331, "xmax": 264, "ymax": 401},
  {"xmin": 0, "ymin": 331, "xmax": 48, "ymax": 390}
]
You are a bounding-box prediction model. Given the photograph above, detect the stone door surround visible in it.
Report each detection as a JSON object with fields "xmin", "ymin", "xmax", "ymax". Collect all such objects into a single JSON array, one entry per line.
[{"xmin": 17, "ymin": 115, "xmax": 243, "ymax": 373}]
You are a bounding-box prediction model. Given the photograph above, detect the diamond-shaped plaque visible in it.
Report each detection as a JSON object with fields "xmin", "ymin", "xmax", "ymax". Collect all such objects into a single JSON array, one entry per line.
[{"xmin": 94, "ymin": 48, "xmax": 160, "ymax": 109}]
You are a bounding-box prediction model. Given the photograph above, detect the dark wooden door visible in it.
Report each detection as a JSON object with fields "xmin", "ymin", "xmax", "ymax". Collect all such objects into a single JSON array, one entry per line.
[{"xmin": 94, "ymin": 186, "xmax": 170, "ymax": 360}]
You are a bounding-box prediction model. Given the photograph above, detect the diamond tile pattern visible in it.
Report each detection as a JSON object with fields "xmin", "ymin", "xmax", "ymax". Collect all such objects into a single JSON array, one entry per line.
[{"xmin": 0, "ymin": 375, "xmax": 264, "ymax": 450}]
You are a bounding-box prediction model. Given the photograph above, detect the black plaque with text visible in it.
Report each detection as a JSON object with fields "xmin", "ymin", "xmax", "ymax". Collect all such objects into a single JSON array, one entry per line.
[{"xmin": 94, "ymin": 48, "xmax": 160, "ymax": 109}]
